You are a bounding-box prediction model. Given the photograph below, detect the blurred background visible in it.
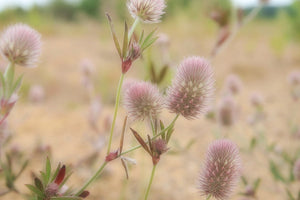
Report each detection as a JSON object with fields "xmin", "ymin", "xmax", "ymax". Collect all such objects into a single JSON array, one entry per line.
[{"xmin": 0, "ymin": 0, "xmax": 299, "ymax": 200}]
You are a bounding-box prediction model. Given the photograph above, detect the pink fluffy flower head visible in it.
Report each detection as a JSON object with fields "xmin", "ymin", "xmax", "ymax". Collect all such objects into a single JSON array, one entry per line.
[
  {"xmin": 166, "ymin": 57, "xmax": 215, "ymax": 119},
  {"xmin": 225, "ymin": 74, "xmax": 243, "ymax": 95},
  {"xmin": 217, "ymin": 95, "xmax": 238, "ymax": 127},
  {"xmin": 127, "ymin": 0, "xmax": 166, "ymax": 23},
  {"xmin": 0, "ymin": 24, "xmax": 41, "ymax": 67},
  {"xmin": 123, "ymin": 80, "xmax": 163, "ymax": 121},
  {"xmin": 199, "ymin": 139, "xmax": 242, "ymax": 200},
  {"xmin": 294, "ymin": 159, "xmax": 300, "ymax": 181}
]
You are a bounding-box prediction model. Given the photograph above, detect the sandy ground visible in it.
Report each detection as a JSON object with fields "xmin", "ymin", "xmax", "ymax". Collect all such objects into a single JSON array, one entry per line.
[{"xmin": 1, "ymin": 18, "xmax": 300, "ymax": 200}]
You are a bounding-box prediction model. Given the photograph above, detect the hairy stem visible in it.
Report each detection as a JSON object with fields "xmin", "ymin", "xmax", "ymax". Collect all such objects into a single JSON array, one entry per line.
[
  {"xmin": 144, "ymin": 164, "xmax": 157, "ymax": 200},
  {"xmin": 75, "ymin": 161, "xmax": 108, "ymax": 196},
  {"xmin": 106, "ymin": 73, "xmax": 125, "ymax": 155}
]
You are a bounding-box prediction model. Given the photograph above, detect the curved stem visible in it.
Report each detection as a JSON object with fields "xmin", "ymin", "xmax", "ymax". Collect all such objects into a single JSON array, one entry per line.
[
  {"xmin": 128, "ymin": 18, "xmax": 139, "ymax": 40},
  {"xmin": 75, "ymin": 161, "xmax": 108, "ymax": 196},
  {"xmin": 106, "ymin": 73, "xmax": 125, "ymax": 155},
  {"xmin": 144, "ymin": 164, "xmax": 157, "ymax": 200},
  {"xmin": 120, "ymin": 114, "xmax": 179, "ymax": 156},
  {"xmin": 76, "ymin": 115, "xmax": 179, "ymax": 195}
]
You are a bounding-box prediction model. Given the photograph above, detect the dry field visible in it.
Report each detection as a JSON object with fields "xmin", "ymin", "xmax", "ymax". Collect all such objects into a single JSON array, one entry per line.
[{"xmin": 2, "ymin": 17, "xmax": 300, "ymax": 200}]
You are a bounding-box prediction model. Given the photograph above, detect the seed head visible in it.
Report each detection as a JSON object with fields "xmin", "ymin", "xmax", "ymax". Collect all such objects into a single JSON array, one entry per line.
[
  {"xmin": 127, "ymin": 0, "xmax": 166, "ymax": 24},
  {"xmin": 166, "ymin": 57, "xmax": 214, "ymax": 119},
  {"xmin": 217, "ymin": 95, "xmax": 238, "ymax": 127},
  {"xmin": 198, "ymin": 139, "xmax": 242, "ymax": 200},
  {"xmin": 0, "ymin": 23, "xmax": 41, "ymax": 67},
  {"xmin": 123, "ymin": 81, "xmax": 163, "ymax": 121},
  {"xmin": 294, "ymin": 159, "xmax": 300, "ymax": 181}
]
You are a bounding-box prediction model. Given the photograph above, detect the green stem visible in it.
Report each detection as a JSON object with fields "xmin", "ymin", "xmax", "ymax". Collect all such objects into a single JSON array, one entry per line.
[
  {"xmin": 128, "ymin": 18, "xmax": 139, "ymax": 40},
  {"xmin": 206, "ymin": 194, "xmax": 211, "ymax": 200},
  {"xmin": 120, "ymin": 114, "xmax": 179, "ymax": 156},
  {"xmin": 144, "ymin": 164, "xmax": 157, "ymax": 200},
  {"xmin": 76, "ymin": 115, "xmax": 179, "ymax": 195},
  {"xmin": 75, "ymin": 161, "xmax": 108, "ymax": 196},
  {"xmin": 106, "ymin": 73, "xmax": 125, "ymax": 155},
  {"xmin": 3, "ymin": 62, "xmax": 15, "ymax": 98}
]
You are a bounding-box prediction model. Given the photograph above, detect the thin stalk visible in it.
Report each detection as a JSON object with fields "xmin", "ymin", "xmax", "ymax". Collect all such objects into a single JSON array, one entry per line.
[
  {"xmin": 211, "ymin": 4, "xmax": 264, "ymax": 59},
  {"xmin": 144, "ymin": 164, "xmax": 157, "ymax": 200},
  {"xmin": 206, "ymin": 194, "xmax": 212, "ymax": 200},
  {"xmin": 120, "ymin": 114, "xmax": 179, "ymax": 156},
  {"xmin": 76, "ymin": 114, "xmax": 179, "ymax": 195},
  {"xmin": 128, "ymin": 18, "xmax": 139, "ymax": 40},
  {"xmin": 106, "ymin": 73, "xmax": 125, "ymax": 155},
  {"xmin": 75, "ymin": 161, "xmax": 108, "ymax": 196}
]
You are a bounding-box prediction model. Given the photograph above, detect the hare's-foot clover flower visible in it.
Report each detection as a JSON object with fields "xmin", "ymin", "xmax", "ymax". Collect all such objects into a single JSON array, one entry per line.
[
  {"xmin": 127, "ymin": 0, "xmax": 166, "ymax": 24},
  {"xmin": 217, "ymin": 95, "xmax": 238, "ymax": 127},
  {"xmin": 166, "ymin": 57, "xmax": 214, "ymax": 119},
  {"xmin": 0, "ymin": 24, "xmax": 41, "ymax": 67},
  {"xmin": 199, "ymin": 139, "xmax": 242, "ymax": 200},
  {"xmin": 123, "ymin": 80, "xmax": 164, "ymax": 121}
]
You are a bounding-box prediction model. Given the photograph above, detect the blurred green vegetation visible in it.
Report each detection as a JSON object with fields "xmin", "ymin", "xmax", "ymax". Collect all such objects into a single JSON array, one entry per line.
[{"xmin": 0, "ymin": 0, "xmax": 299, "ymax": 43}]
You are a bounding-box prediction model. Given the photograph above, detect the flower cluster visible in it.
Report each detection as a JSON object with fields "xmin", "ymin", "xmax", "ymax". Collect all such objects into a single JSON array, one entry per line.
[{"xmin": 199, "ymin": 139, "xmax": 242, "ymax": 200}]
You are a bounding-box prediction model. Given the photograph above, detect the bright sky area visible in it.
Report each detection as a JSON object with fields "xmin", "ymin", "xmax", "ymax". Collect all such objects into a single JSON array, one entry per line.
[{"xmin": 0, "ymin": 0, "xmax": 295, "ymax": 11}]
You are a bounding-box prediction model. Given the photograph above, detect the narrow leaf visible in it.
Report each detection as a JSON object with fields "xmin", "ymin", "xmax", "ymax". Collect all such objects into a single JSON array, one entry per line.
[
  {"xmin": 122, "ymin": 21, "xmax": 129, "ymax": 59},
  {"xmin": 160, "ymin": 120, "xmax": 166, "ymax": 140},
  {"xmin": 34, "ymin": 178, "xmax": 44, "ymax": 192},
  {"xmin": 130, "ymin": 128, "xmax": 151, "ymax": 155},
  {"xmin": 139, "ymin": 30, "xmax": 145, "ymax": 44},
  {"xmin": 26, "ymin": 184, "xmax": 44, "ymax": 198},
  {"xmin": 51, "ymin": 163, "xmax": 62, "ymax": 183},
  {"xmin": 106, "ymin": 13, "xmax": 122, "ymax": 58},
  {"xmin": 157, "ymin": 66, "xmax": 168, "ymax": 84},
  {"xmin": 142, "ymin": 28, "xmax": 157, "ymax": 48},
  {"xmin": 142, "ymin": 36, "xmax": 159, "ymax": 51},
  {"xmin": 46, "ymin": 157, "xmax": 51, "ymax": 184}
]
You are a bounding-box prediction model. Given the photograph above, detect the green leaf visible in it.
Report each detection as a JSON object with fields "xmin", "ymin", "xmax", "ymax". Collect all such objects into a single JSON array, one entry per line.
[
  {"xmin": 142, "ymin": 36, "xmax": 159, "ymax": 51},
  {"xmin": 269, "ymin": 160, "xmax": 286, "ymax": 182},
  {"xmin": 46, "ymin": 157, "xmax": 51, "ymax": 184},
  {"xmin": 142, "ymin": 29, "xmax": 157, "ymax": 49},
  {"xmin": 253, "ymin": 178, "xmax": 261, "ymax": 191},
  {"xmin": 241, "ymin": 176, "xmax": 248, "ymax": 185},
  {"xmin": 166, "ymin": 125, "xmax": 174, "ymax": 143},
  {"xmin": 40, "ymin": 171, "xmax": 47, "ymax": 185},
  {"xmin": 51, "ymin": 163, "xmax": 62, "ymax": 183},
  {"xmin": 286, "ymin": 188, "xmax": 295, "ymax": 200},
  {"xmin": 139, "ymin": 30, "xmax": 145, "ymax": 44},
  {"xmin": 10, "ymin": 74, "xmax": 23, "ymax": 96},
  {"xmin": 122, "ymin": 21, "xmax": 129, "ymax": 59},
  {"xmin": 157, "ymin": 66, "xmax": 168, "ymax": 84},
  {"xmin": 16, "ymin": 160, "xmax": 29, "ymax": 179},
  {"xmin": 106, "ymin": 13, "xmax": 122, "ymax": 58},
  {"xmin": 26, "ymin": 184, "xmax": 44, "ymax": 198},
  {"xmin": 34, "ymin": 178, "xmax": 44, "ymax": 192}
]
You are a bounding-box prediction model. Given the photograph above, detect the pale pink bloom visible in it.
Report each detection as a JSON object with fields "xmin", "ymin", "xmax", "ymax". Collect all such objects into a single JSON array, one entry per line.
[
  {"xmin": 28, "ymin": 85, "xmax": 45, "ymax": 103},
  {"xmin": 127, "ymin": 0, "xmax": 166, "ymax": 23},
  {"xmin": 199, "ymin": 139, "xmax": 242, "ymax": 200},
  {"xmin": 166, "ymin": 57, "xmax": 215, "ymax": 119},
  {"xmin": 250, "ymin": 92, "xmax": 264, "ymax": 108},
  {"xmin": 288, "ymin": 71, "xmax": 300, "ymax": 86},
  {"xmin": 225, "ymin": 74, "xmax": 243, "ymax": 95},
  {"xmin": 123, "ymin": 81, "xmax": 163, "ymax": 121},
  {"xmin": 217, "ymin": 95, "xmax": 238, "ymax": 127},
  {"xmin": 0, "ymin": 23, "xmax": 41, "ymax": 67}
]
